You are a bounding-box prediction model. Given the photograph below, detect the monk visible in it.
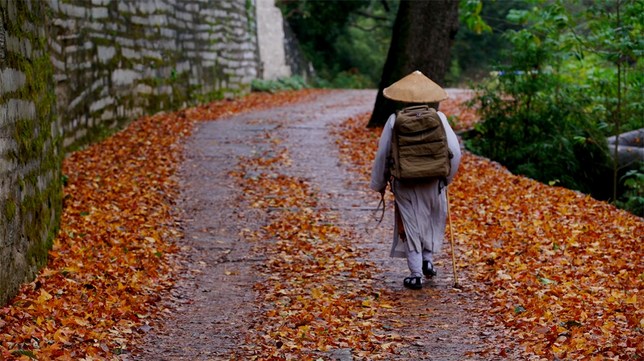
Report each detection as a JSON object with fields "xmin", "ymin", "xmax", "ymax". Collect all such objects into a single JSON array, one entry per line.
[{"xmin": 370, "ymin": 70, "xmax": 462, "ymax": 290}]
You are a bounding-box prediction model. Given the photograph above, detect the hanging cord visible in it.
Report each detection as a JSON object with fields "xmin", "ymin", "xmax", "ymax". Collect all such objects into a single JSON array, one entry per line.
[{"xmin": 373, "ymin": 191, "xmax": 385, "ymax": 225}]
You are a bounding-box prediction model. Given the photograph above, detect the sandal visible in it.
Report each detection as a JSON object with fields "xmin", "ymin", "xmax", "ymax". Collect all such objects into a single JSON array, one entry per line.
[
  {"xmin": 422, "ymin": 260, "xmax": 437, "ymax": 278},
  {"xmin": 403, "ymin": 276, "xmax": 422, "ymax": 290}
]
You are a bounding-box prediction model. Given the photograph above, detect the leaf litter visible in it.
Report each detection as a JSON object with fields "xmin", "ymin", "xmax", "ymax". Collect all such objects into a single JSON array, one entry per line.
[
  {"xmin": 228, "ymin": 130, "xmax": 405, "ymax": 360},
  {"xmin": 1, "ymin": 89, "xmax": 641, "ymax": 361},
  {"xmin": 334, "ymin": 98, "xmax": 643, "ymax": 360},
  {"xmin": 0, "ymin": 90, "xmax": 323, "ymax": 360}
]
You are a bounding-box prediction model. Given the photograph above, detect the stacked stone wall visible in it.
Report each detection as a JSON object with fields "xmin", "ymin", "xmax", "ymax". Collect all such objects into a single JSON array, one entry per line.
[
  {"xmin": 0, "ymin": 0, "xmax": 62, "ymax": 305},
  {"xmin": 0, "ymin": 0, "xmax": 261, "ymax": 305},
  {"xmin": 49, "ymin": 0, "xmax": 259, "ymax": 150}
]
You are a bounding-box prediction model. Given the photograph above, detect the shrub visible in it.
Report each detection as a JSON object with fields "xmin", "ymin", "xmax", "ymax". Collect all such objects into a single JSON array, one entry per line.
[
  {"xmin": 615, "ymin": 165, "xmax": 644, "ymax": 217},
  {"xmin": 251, "ymin": 76, "xmax": 309, "ymax": 93},
  {"xmin": 465, "ymin": 3, "xmax": 616, "ymax": 201}
]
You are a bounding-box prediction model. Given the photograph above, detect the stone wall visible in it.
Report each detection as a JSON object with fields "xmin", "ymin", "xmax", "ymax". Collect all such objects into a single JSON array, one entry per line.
[
  {"xmin": 0, "ymin": 0, "xmax": 276, "ymax": 305},
  {"xmin": 256, "ymin": 0, "xmax": 290, "ymax": 80},
  {"xmin": 0, "ymin": 0, "xmax": 62, "ymax": 305},
  {"xmin": 255, "ymin": 0, "xmax": 312, "ymax": 81},
  {"xmin": 50, "ymin": 0, "xmax": 259, "ymax": 150}
]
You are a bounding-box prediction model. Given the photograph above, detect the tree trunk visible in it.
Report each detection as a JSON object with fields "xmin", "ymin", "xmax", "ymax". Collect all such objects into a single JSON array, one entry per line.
[{"xmin": 367, "ymin": 0, "xmax": 459, "ymax": 127}]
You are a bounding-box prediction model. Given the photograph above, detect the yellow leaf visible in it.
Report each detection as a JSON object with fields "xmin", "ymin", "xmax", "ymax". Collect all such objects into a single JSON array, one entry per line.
[
  {"xmin": 75, "ymin": 317, "xmax": 90, "ymax": 327},
  {"xmin": 311, "ymin": 288, "xmax": 323, "ymax": 299},
  {"xmin": 38, "ymin": 289, "xmax": 53, "ymax": 303}
]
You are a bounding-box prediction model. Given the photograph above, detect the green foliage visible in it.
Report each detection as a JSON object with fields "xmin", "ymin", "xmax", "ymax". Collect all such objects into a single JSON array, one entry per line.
[
  {"xmin": 277, "ymin": 0, "xmax": 396, "ymax": 88},
  {"xmin": 332, "ymin": 18, "xmax": 392, "ymax": 86},
  {"xmin": 465, "ymin": 1, "xmax": 627, "ymax": 201},
  {"xmin": 579, "ymin": 0, "xmax": 643, "ymax": 135},
  {"xmin": 615, "ymin": 165, "xmax": 644, "ymax": 217},
  {"xmin": 459, "ymin": 0, "xmax": 493, "ymax": 34},
  {"xmin": 311, "ymin": 70, "xmax": 374, "ymax": 89},
  {"xmin": 449, "ymin": 0, "xmax": 531, "ymax": 85},
  {"xmin": 251, "ymin": 76, "xmax": 309, "ymax": 93},
  {"xmin": 466, "ymin": 77, "xmax": 613, "ymax": 197},
  {"xmin": 280, "ymin": 0, "xmax": 538, "ymax": 88}
]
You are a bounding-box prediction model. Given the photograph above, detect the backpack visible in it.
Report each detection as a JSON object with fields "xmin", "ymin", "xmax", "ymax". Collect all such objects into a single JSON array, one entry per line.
[{"xmin": 389, "ymin": 105, "xmax": 452, "ymax": 182}]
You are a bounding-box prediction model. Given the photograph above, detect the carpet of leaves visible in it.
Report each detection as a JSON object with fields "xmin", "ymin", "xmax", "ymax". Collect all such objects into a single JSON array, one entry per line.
[
  {"xmin": 0, "ymin": 90, "xmax": 323, "ymax": 360},
  {"xmin": 334, "ymin": 111, "xmax": 643, "ymax": 361},
  {"xmin": 230, "ymin": 131, "xmax": 404, "ymax": 360},
  {"xmin": 2, "ymin": 88, "xmax": 640, "ymax": 360}
]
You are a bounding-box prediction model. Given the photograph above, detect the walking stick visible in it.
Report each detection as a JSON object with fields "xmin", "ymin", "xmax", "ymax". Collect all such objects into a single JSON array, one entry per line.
[{"xmin": 446, "ymin": 188, "xmax": 461, "ymax": 289}]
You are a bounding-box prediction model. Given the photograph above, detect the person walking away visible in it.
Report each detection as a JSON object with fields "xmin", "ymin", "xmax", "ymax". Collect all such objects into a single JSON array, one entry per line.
[{"xmin": 370, "ymin": 70, "xmax": 462, "ymax": 290}]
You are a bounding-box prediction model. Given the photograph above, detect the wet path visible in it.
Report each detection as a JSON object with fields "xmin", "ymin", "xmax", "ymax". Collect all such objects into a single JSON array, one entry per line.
[{"xmin": 133, "ymin": 90, "xmax": 514, "ymax": 360}]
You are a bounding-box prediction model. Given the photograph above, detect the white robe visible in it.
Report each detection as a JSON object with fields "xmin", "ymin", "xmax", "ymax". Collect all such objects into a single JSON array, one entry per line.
[{"xmin": 370, "ymin": 112, "xmax": 462, "ymax": 258}]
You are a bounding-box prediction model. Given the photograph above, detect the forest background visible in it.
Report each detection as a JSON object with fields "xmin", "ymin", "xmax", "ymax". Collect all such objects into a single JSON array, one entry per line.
[{"xmin": 257, "ymin": 0, "xmax": 643, "ymax": 217}]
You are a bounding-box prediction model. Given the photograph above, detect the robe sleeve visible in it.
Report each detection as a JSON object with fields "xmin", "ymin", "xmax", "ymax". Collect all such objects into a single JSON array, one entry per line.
[
  {"xmin": 369, "ymin": 114, "xmax": 396, "ymax": 192},
  {"xmin": 438, "ymin": 111, "xmax": 462, "ymax": 185}
]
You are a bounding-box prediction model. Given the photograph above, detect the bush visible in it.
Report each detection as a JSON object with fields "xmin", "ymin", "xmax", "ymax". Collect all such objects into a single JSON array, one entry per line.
[
  {"xmin": 464, "ymin": 3, "xmax": 617, "ymax": 201},
  {"xmin": 251, "ymin": 76, "xmax": 309, "ymax": 93},
  {"xmin": 464, "ymin": 1, "xmax": 643, "ymax": 216},
  {"xmin": 465, "ymin": 72, "xmax": 613, "ymax": 197},
  {"xmin": 615, "ymin": 165, "xmax": 644, "ymax": 217}
]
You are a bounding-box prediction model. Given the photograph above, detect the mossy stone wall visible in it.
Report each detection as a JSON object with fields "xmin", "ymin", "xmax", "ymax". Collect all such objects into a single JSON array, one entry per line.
[
  {"xmin": 0, "ymin": 0, "xmax": 62, "ymax": 305},
  {"xmin": 0, "ymin": 0, "xmax": 260, "ymax": 305}
]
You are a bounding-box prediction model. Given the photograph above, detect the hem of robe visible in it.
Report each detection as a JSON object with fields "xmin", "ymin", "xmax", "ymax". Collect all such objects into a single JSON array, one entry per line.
[{"xmin": 388, "ymin": 179, "xmax": 447, "ymax": 259}]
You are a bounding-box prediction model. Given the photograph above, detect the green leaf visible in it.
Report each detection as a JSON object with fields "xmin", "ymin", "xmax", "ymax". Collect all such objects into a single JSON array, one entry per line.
[
  {"xmin": 12, "ymin": 350, "xmax": 37, "ymax": 359},
  {"xmin": 538, "ymin": 276, "xmax": 557, "ymax": 285},
  {"xmin": 507, "ymin": 9, "xmax": 529, "ymax": 24}
]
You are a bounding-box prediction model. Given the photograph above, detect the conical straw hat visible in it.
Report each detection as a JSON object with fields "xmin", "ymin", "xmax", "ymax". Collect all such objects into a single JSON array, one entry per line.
[{"xmin": 382, "ymin": 70, "xmax": 448, "ymax": 103}]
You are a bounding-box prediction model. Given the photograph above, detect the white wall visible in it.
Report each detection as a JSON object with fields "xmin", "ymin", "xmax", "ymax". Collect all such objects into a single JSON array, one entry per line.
[{"xmin": 255, "ymin": 0, "xmax": 291, "ymax": 80}]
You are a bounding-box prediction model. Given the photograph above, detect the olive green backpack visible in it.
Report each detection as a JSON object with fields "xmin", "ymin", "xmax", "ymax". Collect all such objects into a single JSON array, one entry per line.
[{"xmin": 390, "ymin": 105, "xmax": 452, "ymax": 182}]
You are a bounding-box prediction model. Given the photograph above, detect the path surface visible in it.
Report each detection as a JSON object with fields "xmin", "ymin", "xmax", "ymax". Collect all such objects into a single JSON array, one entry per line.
[{"xmin": 133, "ymin": 90, "xmax": 514, "ymax": 360}]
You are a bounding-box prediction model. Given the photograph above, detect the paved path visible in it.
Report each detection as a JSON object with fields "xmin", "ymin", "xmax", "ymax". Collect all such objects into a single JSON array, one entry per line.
[{"xmin": 133, "ymin": 90, "xmax": 514, "ymax": 360}]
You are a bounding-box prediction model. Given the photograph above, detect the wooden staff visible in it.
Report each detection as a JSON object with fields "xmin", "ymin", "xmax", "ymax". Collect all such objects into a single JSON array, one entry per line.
[{"xmin": 447, "ymin": 188, "xmax": 461, "ymax": 289}]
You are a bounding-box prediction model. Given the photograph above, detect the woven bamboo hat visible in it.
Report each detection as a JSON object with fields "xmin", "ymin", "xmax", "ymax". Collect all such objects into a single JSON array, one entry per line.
[{"xmin": 382, "ymin": 70, "xmax": 448, "ymax": 103}]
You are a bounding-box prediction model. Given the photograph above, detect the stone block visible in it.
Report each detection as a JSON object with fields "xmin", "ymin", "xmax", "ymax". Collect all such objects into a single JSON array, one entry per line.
[
  {"xmin": 0, "ymin": 99, "xmax": 36, "ymax": 128},
  {"xmin": 6, "ymin": 35, "xmax": 32, "ymax": 59},
  {"xmin": 89, "ymin": 96, "xmax": 114, "ymax": 113},
  {"xmin": 97, "ymin": 45, "xmax": 116, "ymax": 64},
  {"xmin": 59, "ymin": 3, "xmax": 88, "ymax": 19},
  {"xmin": 100, "ymin": 109, "xmax": 114, "ymax": 121},
  {"xmin": 69, "ymin": 89, "xmax": 90, "ymax": 110},
  {"xmin": 0, "ymin": 69, "xmax": 26, "ymax": 95},
  {"xmin": 135, "ymin": 83, "xmax": 153, "ymax": 95},
  {"xmin": 148, "ymin": 14, "xmax": 168, "ymax": 26},
  {"xmin": 91, "ymin": 7, "xmax": 108, "ymax": 19},
  {"xmin": 112, "ymin": 69, "xmax": 140, "ymax": 86},
  {"xmin": 142, "ymin": 49, "xmax": 162, "ymax": 60},
  {"xmin": 121, "ymin": 47, "xmax": 140, "ymax": 59},
  {"xmin": 91, "ymin": 0, "xmax": 111, "ymax": 6}
]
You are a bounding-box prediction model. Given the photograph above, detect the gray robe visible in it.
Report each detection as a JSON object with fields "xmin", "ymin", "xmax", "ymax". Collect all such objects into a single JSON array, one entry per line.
[{"xmin": 370, "ymin": 112, "xmax": 462, "ymax": 258}]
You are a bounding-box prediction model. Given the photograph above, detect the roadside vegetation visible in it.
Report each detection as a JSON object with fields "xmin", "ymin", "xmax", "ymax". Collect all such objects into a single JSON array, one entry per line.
[{"xmin": 275, "ymin": 0, "xmax": 643, "ymax": 216}]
